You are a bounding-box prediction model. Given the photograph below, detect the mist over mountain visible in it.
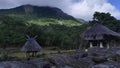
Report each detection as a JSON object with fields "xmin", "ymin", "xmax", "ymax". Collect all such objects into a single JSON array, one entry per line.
[{"xmin": 0, "ymin": 4, "xmax": 81, "ymax": 21}]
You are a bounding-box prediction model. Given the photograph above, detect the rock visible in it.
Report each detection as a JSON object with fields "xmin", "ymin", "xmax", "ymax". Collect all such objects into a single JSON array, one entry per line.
[
  {"xmin": 2, "ymin": 46, "xmax": 120, "ymax": 68},
  {"xmin": 45, "ymin": 54, "xmax": 94, "ymax": 68},
  {"xmin": 87, "ymin": 47, "xmax": 113, "ymax": 61},
  {"xmin": 91, "ymin": 61, "xmax": 120, "ymax": 68},
  {"xmin": 63, "ymin": 66, "xmax": 73, "ymax": 68},
  {"xmin": 45, "ymin": 54, "xmax": 70, "ymax": 68},
  {"xmin": 0, "ymin": 61, "xmax": 35, "ymax": 68},
  {"xmin": 109, "ymin": 47, "xmax": 120, "ymax": 62},
  {"xmin": 29, "ymin": 58, "xmax": 51, "ymax": 68},
  {"xmin": 73, "ymin": 50, "xmax": 87, "ymax": 58},
  {"xmin": 109, "ymin": 47, "xmax": 120, "ymax": 56},
  {"xmin": 87, "ymin": 47, "xmax": 110, "ymax": 56},
  {"xmin": 92, "ymin": 56, "xmax": 107, "ymax": 63},
  {"xmin": 0, "ymin": 58, "xmax": 51, "ymax": 68},
  {"xmin": 77, "ymin": 57, "xmax": 94, "ymax": 68},
  {"xmin": 110, "ymin": 47, "xmax": 120, "ymax": 52},
  {"xmin": 92, "ymin": 64, "xmax": 109, "ymax": 68},
  {"xmin": 85, "ymin": 47, "xmax": 111, "ymax": 64},
  {"xmin": 116, "ymin": 50, "xmax": 120, "ymax": 55}
]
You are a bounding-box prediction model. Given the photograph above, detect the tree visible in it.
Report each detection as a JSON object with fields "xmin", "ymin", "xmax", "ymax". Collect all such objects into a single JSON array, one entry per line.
[
  {"xmin": 0, "ymin": 15, "xmax": 28, "ymax": 48},
  {"xmin": 89, "ymin": 12, "xmax": 120, "ymax": 32}
]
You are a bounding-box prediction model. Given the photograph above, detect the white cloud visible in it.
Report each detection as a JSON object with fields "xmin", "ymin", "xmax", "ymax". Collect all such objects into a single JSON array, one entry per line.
[
  {"xmin": 0, "ymin": 0, "xmax": 120, "ymax": 21},
  {"xmin": 68, "ymin": 0, "xmax": 120, "ymax": 20}
]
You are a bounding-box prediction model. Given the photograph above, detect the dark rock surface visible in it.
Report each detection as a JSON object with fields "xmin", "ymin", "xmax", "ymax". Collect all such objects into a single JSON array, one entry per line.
[
  {"xmin": 1, "ymin": 47, "xmax": 120, "ymax": 68},
  {"xmin": 45, "ymin": 54, "xmax": 94, "ymax": 68},
  {"xmin": 0, "ymin": 59, "xmax": 50, "ymax": 68},
  {"xmin": 44, "ymin": 47, "xmax": 120, "ymax": 68},
  {"xmin": 91, "ymin": 61, "xmax": 120, "ymax": 68}
]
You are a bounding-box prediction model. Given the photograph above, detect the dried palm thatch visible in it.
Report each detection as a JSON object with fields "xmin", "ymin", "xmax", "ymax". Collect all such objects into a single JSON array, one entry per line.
[
  {"xmin": 21, "ymin": 37, "xmax": 42, "ymax": 52},
  {"xmin": 81, "ymin": 23, "xmax": 120, "ymax": 40}
]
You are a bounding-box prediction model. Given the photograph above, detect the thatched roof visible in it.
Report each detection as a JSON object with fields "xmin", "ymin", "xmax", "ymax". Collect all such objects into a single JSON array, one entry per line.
[
  {"xmin": 81, "ymin": 23, "xmax": 120, "ymax": 40},
  {"xmin": 21, "ymin": 37, "xmax": 42, "ymax": 52}
]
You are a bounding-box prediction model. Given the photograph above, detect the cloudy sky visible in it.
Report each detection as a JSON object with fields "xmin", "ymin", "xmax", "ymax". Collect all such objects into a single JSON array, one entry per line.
[{"xmin": 0, "ymin": 0, "xmax": 120, "ymax": 21}]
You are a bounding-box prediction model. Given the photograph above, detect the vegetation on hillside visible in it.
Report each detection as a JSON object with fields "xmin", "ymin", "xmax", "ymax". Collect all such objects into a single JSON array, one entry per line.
[
  {"xmin": 0, "ymin": 10, "xmax": 120, "ymax": 49},
  {"xmin": 0, "ymin": 5, "xmax": 83, "ymax": 49},
  {"xmin": 89, "ymin": 12, "xmax": 120, "ymax": 32},
  {"xmin": 0, "ymin": 14, "xmax": 85, "ymax": 49},
  {"xmin": 0, "ymin": 5, "xmax": 79, "ymax": 22}
]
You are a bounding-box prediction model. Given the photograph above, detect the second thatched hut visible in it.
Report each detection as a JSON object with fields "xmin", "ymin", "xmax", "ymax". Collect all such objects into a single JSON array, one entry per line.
[
  {"xmin": 81, "ymin": 23, "xmax": 120, "ymax": 48},
  {"xmin": 21, "ymin": 36, "xmax": 42, "ymax": 58}
]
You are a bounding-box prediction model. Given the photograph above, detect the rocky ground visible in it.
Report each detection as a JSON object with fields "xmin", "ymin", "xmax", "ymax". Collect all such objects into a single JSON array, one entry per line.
[{"xmin": 1, "ymin": 47, "xmax": 120, "ymax": 68}]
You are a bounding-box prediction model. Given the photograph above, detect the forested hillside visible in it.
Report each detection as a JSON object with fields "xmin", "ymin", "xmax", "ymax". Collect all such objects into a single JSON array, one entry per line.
[
  {"xmin": 0, "ymin": 4, "xmax": 82, "ymax": 26},
  {"xmin": 0, "ymin": 5, "xmax": 120, "ymax": 49},
  {"xmin": 0, "ymin": 5, "xmax": 85, "ymax": 49}
]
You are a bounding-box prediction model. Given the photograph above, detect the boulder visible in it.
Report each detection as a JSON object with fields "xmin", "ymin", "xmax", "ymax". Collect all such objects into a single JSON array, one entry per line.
[
  {"xmin": 77, "ymin": 57, "xmax": 94, "ymax": 68},
  {"xmin": 72, "ymin": 50, "xmax": 87, "ymax": 59},
  {"xmin": 108, "ymin": 47, "xmax": 120, "ymax": 62},
  {"xmin": 91, "ymin": 61, "xmax": 120, "ymax": 68},
  {"xmin": 87, "ymin": 47, "xmax": 110, "ymax": 57},
  {"xmin": 92, "ymin": 64, "xmax": 110, "ymax": 68},
  {"xmin": 29, "ymin": 58, "xmax": 51, "ymax": 68},
  {"xmin": 45, "ymin": 54, "xmax": 70, "ymax": 68},
  {"xmin": 0, "ymin": 58, "xmax": 51, "ymax": 68},
  {"xmin": 45, "ymin": 54, "xmax": 94, "ymax": 68},
  {"xmin": 0, "ymin": 61, "xmax": 35, "ymax": 68},
  {"xmin": 92, "ymin": 56, "xmax": 107, "ymax": 63}
]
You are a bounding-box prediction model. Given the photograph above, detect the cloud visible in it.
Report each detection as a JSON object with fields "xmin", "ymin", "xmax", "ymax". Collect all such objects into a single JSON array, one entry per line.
[
  {"xmin": 0, "ymin": 0, "xmax": 120, "ymax": 21},
  {"xmin": 68, "ymin": 0, "xmax": 120, "ymax": 20}
]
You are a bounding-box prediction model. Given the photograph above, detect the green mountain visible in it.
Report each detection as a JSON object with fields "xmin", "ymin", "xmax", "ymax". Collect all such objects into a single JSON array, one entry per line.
[
  {"xmin": 0, "ymin": 4, "xmax": 84, "ymax": 48},
  {"xmin": 0, "ymin": 4, "xmax": 82, "ymax": 26}
]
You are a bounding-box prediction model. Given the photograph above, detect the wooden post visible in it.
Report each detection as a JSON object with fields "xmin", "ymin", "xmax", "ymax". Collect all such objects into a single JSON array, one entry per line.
[
  {"xmin": 107, "ymin": 43, "xmax": 110, "ymax": 49},
  {"xmin": 100, "ymin": 42, "xmax": 103, "ymax": 48},
  {"xmin": 114, "ymin": 41, "xmax": 116, "ymax": 47},
  {"xmin": 85, "ymin": 49, "xmax": 88, "ymax": 52},
  {"xmin": 25, "ymin": 53, "xmax": 27, "ymax": 58},
  {"xmin": 26, "ymin": 52, "xmax": 29, "ymax": 58},
  {"xmin": 90, "ymin": 42, "xmax": 93, "ymax": 48},
  {"xmin": 32, "ymin": 52, "xmax": 34, "ymax": 57},
  {"xmin": 35, "ymin": 51, "xmax": 37, "ymax": 57},
  {"xmin": 26, "ymin": 52, "xmax": 30, "ymax": 60}
]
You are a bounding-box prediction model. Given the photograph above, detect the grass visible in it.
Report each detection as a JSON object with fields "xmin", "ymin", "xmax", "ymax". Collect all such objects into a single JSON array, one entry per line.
[
  {"xmin": 0, "ymin": 48, "xmax": 75, "ymax": 61},
  {"xmin": 13, "ymin": 49, "xmax": 75, "ymax": 58},
  {"xmin": 28, "ymin": 18, "xmax": 82, "ymax": 26},
  {"xmin": 8, "ymin": 14, "xmax": 82, "ymax": 26}
]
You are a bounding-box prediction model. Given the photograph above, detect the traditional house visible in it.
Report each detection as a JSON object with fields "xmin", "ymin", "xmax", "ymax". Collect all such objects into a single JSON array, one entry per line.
[
  {"xmin": 21, "ymin": 36, "xmax": 42, "ymax": 58},
  {"xmin": 81, "ymin": 23, "xmax": 120, "ymax": 48}
]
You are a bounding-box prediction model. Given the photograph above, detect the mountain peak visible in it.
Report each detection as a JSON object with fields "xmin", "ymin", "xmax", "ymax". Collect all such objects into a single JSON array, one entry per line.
[
  {"xmin": 23, "ymin": 4, "xmax": 33, "ymax": 6},
  {"xmin": 0, "ymin": 4, "xmax": 78, "ymax": 21},
  {"xmin": 23, "ymin": 4, "xmax": 34, "ymax": 13}
]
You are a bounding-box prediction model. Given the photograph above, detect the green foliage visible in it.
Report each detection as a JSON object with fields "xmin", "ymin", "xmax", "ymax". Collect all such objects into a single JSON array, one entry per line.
[
  {"xmin": 0, "ymin": 5, "xmax": 83, "ymax": 49},
  {"xmin": 0, "ymin": 15, "xmax": 27, "ymax": 47},
  {"xmin": 3, "ymin": 13, "xmax": 82, "ymax": 26},
  {"xmin": 89, "ymin": 12, "xmax": 120, "ymax": 32},
  {"xmin": 93, "ymin": 12, "xmax": 116, "ymax": 23},
  {"xmin": 28, "ymin": 18, "xmax": 82, "ymax": 26},
  {"xmin": 2, "ymin": 11, "xmax": 120, "ymax": 50},
  {"xmin": 0, "ymin": 14, "xmax": 86, "ymax": 49},
  {"xmin": 26, "ymin": 24, "xmax": 83, "ymax": 49}
]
